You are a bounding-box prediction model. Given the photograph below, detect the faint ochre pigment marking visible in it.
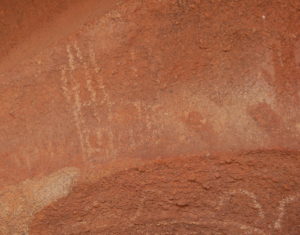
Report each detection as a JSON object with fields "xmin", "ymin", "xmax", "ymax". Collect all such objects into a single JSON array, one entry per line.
[
  {"xmin": 169, "ymin": 67, "xmax": 276, "ymax": 147},
  {"xmin": 0, "ymin": 167, "xmax": 79, "ymax": 234},
  {"xmin": 274, "ymin": 193, "xmax": 300, "ymax": 230},
  {"xmin": 218, "ymin": 189, "xmax": 265, "ymax": 219}
]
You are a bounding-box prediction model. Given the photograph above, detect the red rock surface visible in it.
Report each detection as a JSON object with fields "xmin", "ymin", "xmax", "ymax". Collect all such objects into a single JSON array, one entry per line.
[
  {"xmin": 30, "ymin": 151, "xmax": 300, "ymax": 234},
  {"xmin": 0, "ymin": 0, "xmax": 299, "ymax": 234}
]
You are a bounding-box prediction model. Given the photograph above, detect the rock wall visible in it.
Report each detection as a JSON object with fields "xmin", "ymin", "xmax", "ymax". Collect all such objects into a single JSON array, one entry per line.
[{"xmin": 0, "ymin": 0, "xmax": 299, "ymax": 234}]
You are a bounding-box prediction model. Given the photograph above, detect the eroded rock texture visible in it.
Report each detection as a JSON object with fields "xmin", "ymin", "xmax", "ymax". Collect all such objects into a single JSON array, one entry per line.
[
  {"xmin": 30, "ymin": 152, "xmax": 300, "ymax": 235},
  {"xmin": 0, "ymin": 0, "xmax": 299, "ymax": 234}
]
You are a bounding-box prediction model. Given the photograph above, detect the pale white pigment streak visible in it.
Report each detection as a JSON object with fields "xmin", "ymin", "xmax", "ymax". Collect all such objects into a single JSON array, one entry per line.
[
  {"xmin": 72, "ymin": 81, "xmax": 93, "ymax": 157},
  {"xmin": 67, "ymin": 44, "xmax": 76, "ymax": 71},
  {"xmin": 91, "ymin": 218, "xmax": 265, "ymax": 235},
  {"xmin": 77, "ymin": 44, "xmax": 97, "ymax": 104},
  {"xmin": 86, "ymin": 79, "xmax": 97, "ymax": 104},
  {"xmin": 72, "ymin": 41, "xmax": 95, "ymax": 157},
  {"xmin": 274, "ymin": 193, "xmax": 300, "ymax": 230},
  {"xmin": 60, "ymin": 66, "xmax": 72, "ymax": 103},
  {"xmin": 62, "ymin": 44, "xmax": 87, "ymax": 158},
  {"xmin": 88, "ymin": 42, "xmax": 111, "ymax": 159},
  {"xmin": 130, "ymin": 188, "xmax": 265, "ymax": 234},
  {"xmin": 218, "ymin": 189, "xmax": 265, "ymax": 219},
  {"xmin": 73, "ymin": 41, "xmax": 116, "ymax": 161},
  {"xmin": 90, "ymin": 48, "xmax": 116, "ymax": 161},
  {"xmin": 73, "ymin": 41, "xmax": 103, "ymax": 159},
  {"xmin": 89, "ymin": 42, "xmax": 101, "ymax": 73},
  {"xmin": 157, "ymin": 220, "xmax": 266, "ymax": 235},
  {"xmin": 88, "ymin": 42, "xmax": 109, "ymax": 105}
]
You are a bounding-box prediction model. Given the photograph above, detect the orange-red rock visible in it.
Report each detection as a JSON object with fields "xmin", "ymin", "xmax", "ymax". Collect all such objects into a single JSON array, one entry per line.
[{"xmin": 0, "ymin": 0, "xmax": 299, "ymax": 234}]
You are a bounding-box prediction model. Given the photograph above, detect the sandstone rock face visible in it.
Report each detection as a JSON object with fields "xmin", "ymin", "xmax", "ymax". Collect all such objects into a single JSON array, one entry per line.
[
  {"xmin": 0, "ymin": 0, "xmax": 299, "ymax": 234},
  {"xmin": 30, "ymin": 152, "xmax": 300, "ymax": 235},
  {"xmin": 0, "ymin": 167, "xmax": 79, "ymax": 234}
]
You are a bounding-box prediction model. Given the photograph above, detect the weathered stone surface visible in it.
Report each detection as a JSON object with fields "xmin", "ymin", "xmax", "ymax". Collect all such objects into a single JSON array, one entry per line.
[
  {"xmin": 0, "ymin": 0, "xmax": 299, "ymax": 233},
  {"xmin": 0, "ymin": 167, "xmax": 79, "ymax": 234},
  {"xmin": 30, "ymin": 152, "xmax": 300, "ymax": 235}
]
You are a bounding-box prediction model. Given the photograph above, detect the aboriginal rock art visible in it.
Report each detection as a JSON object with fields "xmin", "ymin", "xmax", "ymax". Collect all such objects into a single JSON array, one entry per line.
[
  {"xmin": 217, "ymin": 190, "xmax": 300, "ymax": 234},
  {"xmin": 61, "ymin": 41, "xmax": 115, "ymax": 163},
  {"xmin": 126, "ymin": 189, "xmax": 299, "ymax": 234}
]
